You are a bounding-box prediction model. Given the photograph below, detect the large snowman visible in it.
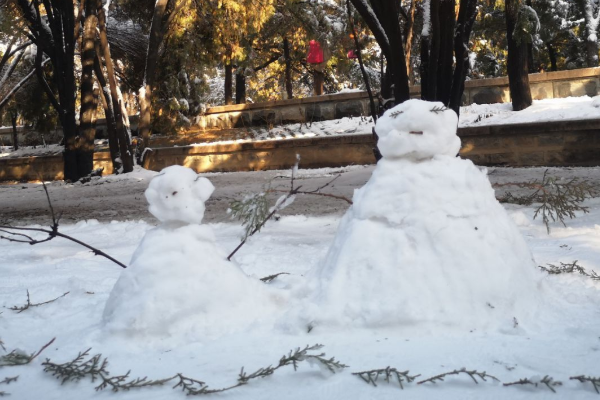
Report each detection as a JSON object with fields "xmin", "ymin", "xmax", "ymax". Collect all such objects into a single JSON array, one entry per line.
[
  {"xmin": 103, "ymin": 165, "xmax": 279, "ymax": 338},
  {"xmin": 308, "ymin": 99, "xmax": 543, "ymax": 330}
]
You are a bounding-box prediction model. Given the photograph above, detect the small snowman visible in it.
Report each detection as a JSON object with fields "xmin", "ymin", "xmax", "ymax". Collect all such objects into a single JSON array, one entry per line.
[
  {"xmin": 307, "ymin": 99, "xmax": 542, "ymax": 330},
  {"xmin": 103, "ymin": 165, "xmax": 278, "ymax": 338}
]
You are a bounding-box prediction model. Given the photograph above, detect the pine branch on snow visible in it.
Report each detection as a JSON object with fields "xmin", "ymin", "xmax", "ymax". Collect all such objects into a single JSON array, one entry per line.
[
  {"xmin": 495, "ymin": 170, "xmax": 597, "ymax": 233},
  {"xmin": 9, "ymin": 290, "xmax": 70, "ymax": 313},
  {"xmin": 260, "ymin": 272, "xmax": 290, "ymax": 283},
  {"xmin": 227, "ymin": 156, "xmax": 351, "ymax": 260},
  {"xmin": 353, "ymin": 367, "xmax": 420, "ymax": 389},
  {"xmin": 0, "ymin": 376, "xmax": 18, "ymax": 397},
  {"xmin": 0, "ymin": 338, "xmax": 55, "ymax": 367},
  {"xmin": 42, "ymin": 344, "xmax": 348, "ymax": 395},
  {"xmin": 570, "ymin": 375, "xmax": 600, "ymax": 394},
  {"xmin": 504, "ymin": 376, "xmax": 562, "ymax": 393},
  {"xmin": 417, "ymin": 367, "xmax": 499, "ymax": 385},
  {"xmin": 539, "ymin": 260, "xmax": 600, "ymax": 281}
]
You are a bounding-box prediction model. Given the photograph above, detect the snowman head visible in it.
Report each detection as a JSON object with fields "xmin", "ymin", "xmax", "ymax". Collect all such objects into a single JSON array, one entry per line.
[
  {"xmin": 375, "ymin": 99, "xmax": 460, "ymax": 160},
  {"xmin": 145, "ymin": 165, "xmax": 215, "ymax": 224}
]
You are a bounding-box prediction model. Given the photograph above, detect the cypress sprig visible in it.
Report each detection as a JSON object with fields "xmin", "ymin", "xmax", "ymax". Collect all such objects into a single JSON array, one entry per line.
[
  {"xmin": 417, "ymin": 367, "xmax": 499, "ymax": 385},
  {"xmin": 0, "ymin": 338, "xmax": 54, "ymax": 367},
  {"xmin": 570, "ymin": 375, "xmax": 600, "ymax": 394},
  {"xmin": 504, "ymin": 376, "xmax": 562, "ymax": 393},
  {"xmin": 539, "ymin": 260, "xmax": 600, "ymax": 281},
  {"xmin": 353, "ymin": 367, "xmax": 420, "ymax": 389},
  {"xmin": 496, "ymin": 170, "xmax": 597, "ymax": 233},
  {"xmin": 43, "ymin": 344, "xmax": 347, "ymax": 396}
]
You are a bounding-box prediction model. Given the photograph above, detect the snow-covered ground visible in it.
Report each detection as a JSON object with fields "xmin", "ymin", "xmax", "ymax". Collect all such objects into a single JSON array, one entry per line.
[
  {"xmin": 460, "ymin": 96, "xmax": 600, "ymax": 127},
  {"xmin": 2, "ymin": 98, "xmax": 600, "ymax": 400},
  {"xmin": 1, "ymin": 165, "xmax": 600, "ymax": 399}
]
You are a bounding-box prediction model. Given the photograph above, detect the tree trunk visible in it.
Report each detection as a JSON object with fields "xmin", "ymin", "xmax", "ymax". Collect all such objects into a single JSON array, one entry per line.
[
  {"xmin": 78, "ymin": 0, "xmax": 99, "ymax": 177},
  {"xmin": 506, "ymin": 0, "xmax": 532, "ymax": 111},
  {"xmin": 138, "ymin": 0, "xmax": 170, "ymax": 153},
  {"xmin": 98, "ymin": 5, "xmax": 133, "ymax": 172},
  {"xmin": 586, "ymin": 38, "xmax": 599, "ymax": 67},
  {"xmin": 436, "ymin": 0, "xmax": 455, "ymax": 103},
  {"xmin": 235, "ymin": 71, "xmax": 246, "ymax": 104},
  {"xmin": 404, "ymin": 0, "xmax": 417, "ymax": 83},
  {"xmin": 449, "ymin": 0, "xmax": 478, "ymax": 115},
  {"xmin": 224, "ymin": 62, "xmax": 233, "ymax": 105},
  {"xmin": 16, "ymin": 0, "xmax": 79, "ymax": 181},
  {"xmin": 313, "ymin": 68, "xmax": 324, "ymax": 96},
  {"xmin": 546, "ymin": 42, "xmax": 557, "ymax": 71},
  {"xmin": 424, "ymin": 0, "xmax": 441, "ymax": 100},
  {"xmin": 94, "ymin": 49, "xmax": 120, "ymax": 169},
  {"xmin": 380, "ymin": 0, "xmax": 410, "ymax": 103},
  {"xmin": 11, "ymin": 112, "xmax": 18, "ymax": 151},
  {"xmin": 283, "ymin": 37, "xmax": 293, "ymax": 99},
  {"xmin": 349, "ymin": 0, "xmax": 410, "ymax": 103}
]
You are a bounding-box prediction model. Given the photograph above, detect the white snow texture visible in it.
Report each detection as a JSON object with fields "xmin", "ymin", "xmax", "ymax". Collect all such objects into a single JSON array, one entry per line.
[
  {"xmin": 306, "ymin": 100, "xmax": 543, "ymax": 330},
  {"xmin": 103, "ymin": 167, "xmax": 280, "ymax": 338},
  {"xmin": 376, "ymin": 99, "xmax": 461, "ymax": 160},
  {"xmin": 145, "ymin": 165, "xmax": 214, "ymax": 224}
]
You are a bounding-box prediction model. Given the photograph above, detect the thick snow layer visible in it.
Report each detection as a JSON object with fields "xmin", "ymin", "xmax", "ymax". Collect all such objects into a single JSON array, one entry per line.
[
  {"xmin": 306, "ymin": 156, "xmax": 544, "ymax": 330},
  {"xmin": 1, "ymin": 166, "xmax": 600, "ymax": 399},
  {"xmin": 460, "ymin": 96, "xmax": 600, "ymax": 127},
  {"xmin": 104, "ymin": 167, "xmax": 282, "ymax": 338},
  {"xmin": 376, "ymin": 99, "xmax": 460, "ymax": 160},
  {"xmin": 103, "ymin": 223, "xmax": 281, "ymax": 338},
  {"xmin": 145, "ymin": 165, "xmax": 214, "ymax": 224},
  {"xmin": 302, "ymin": 100, "xmax": 542, "ymax": 330}
]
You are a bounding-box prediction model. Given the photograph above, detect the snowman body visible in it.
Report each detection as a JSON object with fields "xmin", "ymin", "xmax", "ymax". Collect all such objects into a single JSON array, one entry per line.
[
  {"xmin": 310, "ymin": 100, "xmax": 542, "ymax": 329},
  {"xmin": 103, "ymin": 166, "xmax": 278, "ymax": 337}
]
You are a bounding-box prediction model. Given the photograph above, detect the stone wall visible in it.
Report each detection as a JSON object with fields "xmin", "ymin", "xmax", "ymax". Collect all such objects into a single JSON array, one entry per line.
[
  {"xmin": 192, "ymin": 67, "xmax": 600, "ymax": 130},
  {"xmin": 0, "ymin": 152, "xmax": 113, "ymax": 181},
  {"xmin": 459, "ymin": 119, "xmax": 600, "ymax": 166},
  {"xmin": 2, "ymin": 118, "xmax": 599, "ymax": 181}
]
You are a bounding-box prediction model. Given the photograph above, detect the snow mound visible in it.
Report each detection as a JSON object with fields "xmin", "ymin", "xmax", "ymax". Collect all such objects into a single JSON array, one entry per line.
[
  {"xmin": 103, "ymin": 167, "xmax": 281, "ymax": 338},
  {"xmin": 305, "ymin": 100, "xmax": 543, "ymax": 331},
  {"xmin": 592, "ymin": 95, "xmax": 600, "ymax": 108},
  {"xmin": 145, "ymin": 165, "xmax": 214, "ymax": 224},
  {"xmin": 376, "ymin": 99, "xmax": 460, "ymax": 160}
]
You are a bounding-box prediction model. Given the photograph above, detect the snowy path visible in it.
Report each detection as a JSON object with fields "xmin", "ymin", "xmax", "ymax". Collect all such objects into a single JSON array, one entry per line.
[{"xmin": 2, "ymin": 165, "xmax": 600, "ymax": 225}]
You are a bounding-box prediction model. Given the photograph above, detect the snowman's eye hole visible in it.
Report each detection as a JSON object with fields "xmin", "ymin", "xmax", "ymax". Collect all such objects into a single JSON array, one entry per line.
[{"xmin": 409, "ymin": 131, "xmax": 423, "ymax": 135}]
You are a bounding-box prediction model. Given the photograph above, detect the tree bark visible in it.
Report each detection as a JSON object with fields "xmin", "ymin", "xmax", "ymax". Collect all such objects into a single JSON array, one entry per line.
[
  {"xmin": 506, "ymin": 0, "xmax": 532, "ymax": 111},
  {"xmin": 93, "ymin": 49, "xmax": 120, "ymax": 169},
  {"xmin": 283, "ymin": 37, "xmax": 293, "ymax": 99},
  {"xmin": 424, "ymin": 0, "xmax": 441, "ymax": 100},
  {"xmin": 98, "ymin": 5, "xmax": 133, "ymax": 172},
  {"xmin": 349, "ymin": 0, "xmax": 410, "ymax": 104},
  {"xmin": 436, "ymin": 0, "xmax": 455, "ymax": 102},
  {"xmin": 16, "ymin": 0, "xmax": 79, "ymax": 181},
  {"xmin": 546, "ymin": 42, "xmax": 557, "ymax": 71},
  {"xmin": 225, "ymin": 61, "xmax": 233, "ymax": 105},
  {"xmin": 586, "ymin": 38, "xmax": 599, "ymax": 67},
  {"xmin": 449, "ymin": 0, "xmax": 478, "ymax": 114},
  {"xmin": 404, "ymin": 0, "xmax": 417, "ymax": 83},
  {"xmin": 313, "ymin": 68, "xmax": 324, "ymax": 96},
  {"xmin": 78, "ymin": 0, "xmax": 99, "ymax": 176},
  {"xmin": 138, "ymin": 0, "xmax": 170, "ymax": 154},
  {"xmin": 235, "ymin": 71, "xmax": 246, "ymax": 104},
  {"xmin": 11, "ymin": 112, "xmax": 18, "ymax": 151}
]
